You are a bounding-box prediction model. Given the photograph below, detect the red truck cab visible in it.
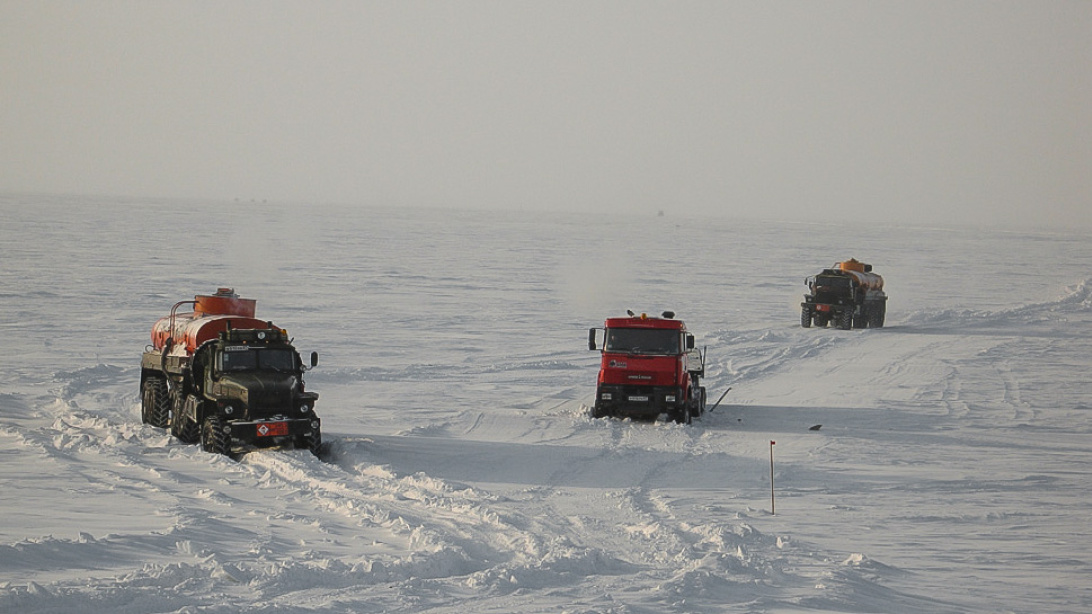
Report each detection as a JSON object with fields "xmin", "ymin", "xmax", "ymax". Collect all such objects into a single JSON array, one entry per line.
[{"xmin": 588, "ymin": 311, "xmax": 706, "ymax": 423}]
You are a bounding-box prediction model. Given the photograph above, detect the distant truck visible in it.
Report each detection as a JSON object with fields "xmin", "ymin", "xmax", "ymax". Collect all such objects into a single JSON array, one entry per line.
[
  {"xmin": 801, "ymin": 259, "xmax": 887, "ymax": 330},
  {"xmin": 588, "ymin": 311, "xmax": 706, "ymax": 424},
  {"xmin": 140, "ymin": 288, "xmax": 322, "ymax": 456}
]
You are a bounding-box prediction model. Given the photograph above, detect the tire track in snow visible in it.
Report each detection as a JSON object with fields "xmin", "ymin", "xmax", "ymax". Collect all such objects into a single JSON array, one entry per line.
[{"xmin": 240, "ymin": 440, "xmax": 639, "ymax": 596}]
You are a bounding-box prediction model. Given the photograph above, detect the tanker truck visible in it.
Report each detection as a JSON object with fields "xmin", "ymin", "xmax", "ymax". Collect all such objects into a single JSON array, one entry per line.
[
  {"xmin": 588, "ymin": 311, "xmax": 706, "ymax": 424},
  {"xmin": 801, "ymin": 259, "xmax": 887, "ymax": 330},
  {"xmin": 139, "ymin": 288, "xmax": 322, "ymax": 456}
]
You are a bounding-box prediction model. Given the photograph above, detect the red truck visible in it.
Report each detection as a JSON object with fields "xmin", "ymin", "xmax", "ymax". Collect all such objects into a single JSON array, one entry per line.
[{"xmin": 588, "ymin": 311, "xmax": 706, "ymax": 424}]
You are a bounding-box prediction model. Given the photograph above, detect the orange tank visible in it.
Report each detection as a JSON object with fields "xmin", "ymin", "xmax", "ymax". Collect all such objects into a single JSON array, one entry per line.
[
  {"xmin": 195, "ymin": 288, "xmax": 256, "ymax": 318},
  {"xmin": 150, "ymin": 288, "xmax": 272, "ymax": 354},
  {"xmin": 834, "ymin": 259, "xmax": 884, "ymax": 292}
]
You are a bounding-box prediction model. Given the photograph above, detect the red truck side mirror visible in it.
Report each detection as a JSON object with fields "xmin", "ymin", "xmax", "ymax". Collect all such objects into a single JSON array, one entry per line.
[
  {"xmin": 588, "ymin": 328, "xmax": 597, "ymax": 351},
  {"xmin": 686, "ymin": 334, "xmax": 695, "ymax": 350}
]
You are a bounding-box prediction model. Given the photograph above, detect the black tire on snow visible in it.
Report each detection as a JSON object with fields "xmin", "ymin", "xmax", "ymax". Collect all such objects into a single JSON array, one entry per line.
[
  {"xmin": 815, "ymin": 314, "xmax": 829, "ymax": 327},
  {"xmin": 172, "ymin": 395, "xmax": 201, "ymax": 444},
  {"xmin": 874, "ymin": 305, "xmax": 886, "ymax": 328},
  {"xmin": 140, "ymin": 379, "xmax": 154, "ymax": 425},
  {"xmin": 687, "ymin": 386, "xmax": 705, "ymax": 420},
  {"xmin": 142, "ymin": 378, "xmax": 170, "ymax": 428},
  {"xmin": 800, "ymin": 307, "xmax": 812, "ymax": 328},
  {"xmin": 201, "ymin": 415, "xmax": 230, "ymax": 456},
  {"xmin": 176, "ymin": 418, "xmax": 200, "ymax": 444},
  {"xmin": 168, "ymin": 387, "xmax": 183, "ymax": 438},
  {"xmin": 838, "ymin": 310, "xmax": 853, "ymax": 330},
  {"xmin": 297, "ymin": 431, "xmax": 323, "ymax": 457},
  {"xmin": 853, "ymin": 308, "xmax": 868, "ymax": 329},
  {"xmin": 673, "ymin": 405, "xmax": 692, "ymax": 425}
]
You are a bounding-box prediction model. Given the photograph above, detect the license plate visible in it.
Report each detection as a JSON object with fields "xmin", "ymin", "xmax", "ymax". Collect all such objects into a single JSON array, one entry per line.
[
  {"xmin": 256, "ymin": 421, "xmax": 289, "ymax": 437},
  {"xmin": 628, "ymin": 395, "xmax": 649, "ymax": 402}
]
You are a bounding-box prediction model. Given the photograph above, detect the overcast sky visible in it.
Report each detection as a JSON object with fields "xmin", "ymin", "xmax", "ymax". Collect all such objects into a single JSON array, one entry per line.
[{"xmin": 3, "ymin": 1, "xmax": 1089, "ymax": 229}]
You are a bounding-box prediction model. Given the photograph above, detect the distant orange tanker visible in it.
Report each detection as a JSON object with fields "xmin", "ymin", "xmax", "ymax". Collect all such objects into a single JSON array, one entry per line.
[
  {"xmin": 801, "ymin": 259, "xmax": 888, "ymax": 329},
  {"xmin": 834, "ymin": 258, "xmax": 885, "ymax": 293}
]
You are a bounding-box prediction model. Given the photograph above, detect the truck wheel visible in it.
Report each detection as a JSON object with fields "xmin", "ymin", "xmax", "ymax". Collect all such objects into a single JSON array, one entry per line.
[
  {"xmin": 172, "ymin": 395, "xmax": 201, "ymax": 444},
  {"xmin": 838, "ymin": 310, "xmax": 853, "ymax": 330},
  {"xmin": 142, "ymin": 378, "xmax": 170, "ymax": 428},
  {"xmin": 800, "ymin": 307, "xmax": 812, "ymax": 328},
  {"xmin": 168, "ymin": 387, "xmax": 183, "ymax": 438},
  {"xmin": 297, "ymin": 431, "xmax": 322, "ymax": 457},
  {"xmin": 140, "ymin": 380, "xmax": 154, "ymax": 424},
  {"xmin": 175, "ymin": 418, "xmax": 199, "ymax": 444},
  {"xmin": 853, "ymin": 308, "xmax": 869, "ymax": 329},
  {"xmin": 201, "ymin": 416, "xmax": 230, "ymax": 456},
  {"xmin": 875, "ymin": 305, "xmax": 886, "ymax": 328},
  {"xmin": 672, "ymin": 406, "xmax": 691, "ymax": 425},
  {"xmin": 686, "ymin": 386, "xmax": 705, "ymax": 420}
]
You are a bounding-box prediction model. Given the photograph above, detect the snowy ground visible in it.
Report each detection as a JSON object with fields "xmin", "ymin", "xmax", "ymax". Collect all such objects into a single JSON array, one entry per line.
[{"xmin": 2, "ymin": 194, "xmax": 1091, "ymax": 613}]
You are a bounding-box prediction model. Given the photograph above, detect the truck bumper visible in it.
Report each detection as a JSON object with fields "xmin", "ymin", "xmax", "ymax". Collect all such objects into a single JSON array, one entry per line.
[
  {"xmin": 594, "ymin": 384, "xmax": 684, "ymax": 419},
  {"xmin": 228, "ymin": 416, "xmax": 320, "ymax": 445},
  {"xmin": 802, "ymin": 301, "xmax": 847, "ymax": 314}
]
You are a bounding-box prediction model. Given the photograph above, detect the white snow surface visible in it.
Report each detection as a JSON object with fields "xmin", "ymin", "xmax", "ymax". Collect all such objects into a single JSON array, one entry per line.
[{"xmin": 2, "ymin": 195, "xmax": 1092, "ymax": 613}]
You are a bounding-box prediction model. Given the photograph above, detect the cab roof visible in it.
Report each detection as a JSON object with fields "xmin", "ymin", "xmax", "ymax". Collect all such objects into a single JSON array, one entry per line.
[{"xmin": 604, "ymin": 315, "xmax": 686, "ymax": 330}]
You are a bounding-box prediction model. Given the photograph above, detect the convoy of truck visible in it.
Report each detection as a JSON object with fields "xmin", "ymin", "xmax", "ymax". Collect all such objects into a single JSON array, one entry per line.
[{"xmin": 138, "ymin": 261, "xmax": 885, "ymax": 447}]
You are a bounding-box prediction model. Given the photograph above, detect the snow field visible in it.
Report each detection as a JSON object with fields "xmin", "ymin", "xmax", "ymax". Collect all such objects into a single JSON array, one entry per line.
[{"xmin": 2, "ymin": 196, "xmax": 1091, "ymax": 612}]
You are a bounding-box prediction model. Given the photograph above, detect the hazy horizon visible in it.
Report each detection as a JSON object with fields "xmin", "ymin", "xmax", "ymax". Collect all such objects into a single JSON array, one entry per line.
[{"xmin": 3, "ymin": 1, "xmax": 1089, "ymax": 230}]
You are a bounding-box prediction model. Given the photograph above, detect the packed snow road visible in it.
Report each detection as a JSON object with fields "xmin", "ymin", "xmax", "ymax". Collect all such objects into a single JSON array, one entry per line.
[{"xmin": 2, "ymin": 197, "xmax": 1091, "ymax": 613}]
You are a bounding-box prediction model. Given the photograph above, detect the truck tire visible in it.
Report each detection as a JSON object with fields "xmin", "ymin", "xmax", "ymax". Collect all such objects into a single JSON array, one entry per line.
[
  {"xmin": 201, "ymin": 416, "xmax": 230, "ymax": 456},
  {"xmin": 140, "ymin": 379, "xmax": 155, "ymax": 425},
  {"xmin": 142, "ymin": 378, "xmax": 170, "ymax": 428},
  {"xmin": 171, "ymin": 394, "xmax": 200, "ymax": 444},
  {"xmin": 874, "ymin": 304, "xmax": 886, "ymax": 328},
  {"xmin": 686, "ymin": 386, "xmax": 705, "ymax": 420},
  {"xmin": 672, "ymin": 405, "xmax": 691, "ymax": 425},
  {"xmin": 175, "ymin": 418, "xmax": 199, "ymax": 444},
  {"xmin": 800, "ymin": 307, "xmax": 812, "ymax": 328},
  {"xmin": 297, "ymin": 431, "xmax": 322, "ymax": 457},
  {"xmin": 815, "ymin": 314, "xmax": 829, "ymax": 327},
  {"xmin": 168, "ymin": 387, "xmax": 184, "ymax": 438},
  {"xmin": 838, "ymin": 310, "xmax": 853, "ymax": 330},
  {"xmin": 853, "ymin": 308, "xmax": 869, "ymax": 329}
]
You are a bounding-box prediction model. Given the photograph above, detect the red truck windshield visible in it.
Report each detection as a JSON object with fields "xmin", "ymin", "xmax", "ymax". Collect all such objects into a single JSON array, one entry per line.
[{"xmin": 605, "ymin": 328, "xmax": 680, "ymax": 355}]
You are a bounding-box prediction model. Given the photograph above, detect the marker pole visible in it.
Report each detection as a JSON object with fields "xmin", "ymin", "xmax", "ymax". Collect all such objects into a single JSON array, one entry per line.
[{"xmin": 769, "ymin": 440, "xmax": 776, "ymax": 515}]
